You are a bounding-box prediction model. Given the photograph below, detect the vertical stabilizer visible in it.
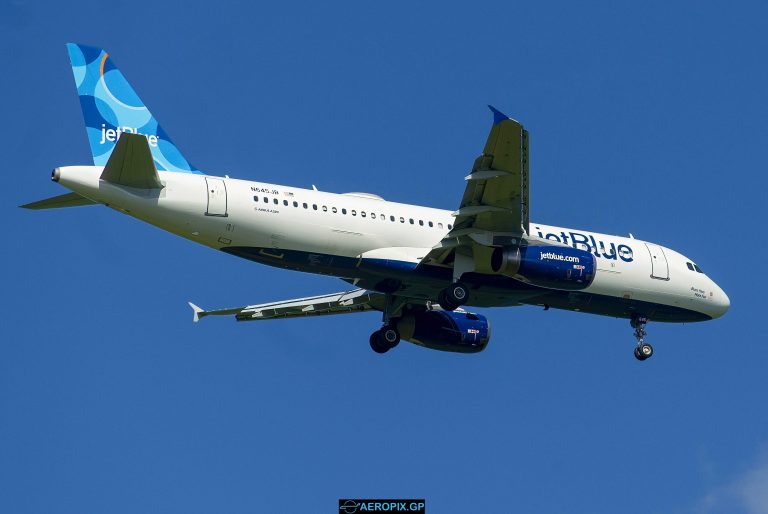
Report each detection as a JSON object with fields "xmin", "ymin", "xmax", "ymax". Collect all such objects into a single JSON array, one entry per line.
[{"xmin": 66, "ymin": 43, "xmax": 199, "ymax": 174}]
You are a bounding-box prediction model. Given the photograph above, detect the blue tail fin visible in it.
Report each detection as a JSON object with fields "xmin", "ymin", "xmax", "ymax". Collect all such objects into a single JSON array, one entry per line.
[{"xmin": 66, "ymin": 43, "xmax": 199, "ymax": 173}]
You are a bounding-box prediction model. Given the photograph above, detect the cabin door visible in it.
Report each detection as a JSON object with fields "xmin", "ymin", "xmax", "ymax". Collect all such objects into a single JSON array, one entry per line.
[
  {"xmin": 645, "ymin": 243, "xmax": 669, "ymax": 280},
  {"xmin": 205, "ymin": 177, "xmax": 227, "ymax": 217}
]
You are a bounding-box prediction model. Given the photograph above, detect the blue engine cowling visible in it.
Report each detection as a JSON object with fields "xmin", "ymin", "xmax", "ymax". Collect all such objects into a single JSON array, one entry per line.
[
  {"xmin": 396, "ymin": 310, "xmax": 490, "ymax": 353},
  {"xmin": 491, "ymin": 244, "xmax": 596, "ymax": 290}
]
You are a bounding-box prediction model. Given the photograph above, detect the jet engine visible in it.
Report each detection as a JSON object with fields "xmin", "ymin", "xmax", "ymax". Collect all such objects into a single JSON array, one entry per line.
[
  {"xmin": 490, "ymin": 244, "xmax": 596, "ymax": 290},
  {"xmin": 396, "ymin": 310, "xmax": 490, "ymax": 353}
]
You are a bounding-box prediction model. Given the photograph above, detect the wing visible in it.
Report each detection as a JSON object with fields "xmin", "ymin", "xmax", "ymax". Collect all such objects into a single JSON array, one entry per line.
[
  {"xmin": 423, "ymin": 106, "xmax": 529, "ymax": 267},
  {"xmin": 189, "ymin": 289, "xmax": 386, "ymax": 322}
]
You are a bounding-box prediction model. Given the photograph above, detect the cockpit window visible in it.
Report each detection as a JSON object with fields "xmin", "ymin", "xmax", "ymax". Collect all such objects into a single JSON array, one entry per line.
[
  {"xmin": 686, "ymin": 262, "xmax": 694, "ymax": 271},
  {"xmin": 694, "ymin": 264, "xmax": 703, "ymax": 273}
]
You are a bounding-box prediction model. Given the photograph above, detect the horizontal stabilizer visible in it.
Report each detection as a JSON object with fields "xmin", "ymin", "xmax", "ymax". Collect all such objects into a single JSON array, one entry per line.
[
  {"xmin": 101, "ymin": 133, "xmax": 163, "ymax": 189},
  {"xmin": 20, "ymin": 192, "xmax": 97, "ymax": 210}
]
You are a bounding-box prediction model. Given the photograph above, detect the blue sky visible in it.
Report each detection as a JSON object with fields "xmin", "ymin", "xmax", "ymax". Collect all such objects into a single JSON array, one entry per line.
[{"xmin": 2, "ymin": 1, "xmax": 767, "ymax": 513}]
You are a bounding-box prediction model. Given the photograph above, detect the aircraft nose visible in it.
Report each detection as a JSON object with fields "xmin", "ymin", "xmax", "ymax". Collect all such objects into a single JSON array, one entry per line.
[{"xmin": 709, "ymin": 283, "xmax": 730, "ymax": 319}]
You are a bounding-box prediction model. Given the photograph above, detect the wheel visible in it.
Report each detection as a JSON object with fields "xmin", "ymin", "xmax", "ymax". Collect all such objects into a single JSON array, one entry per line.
[
  {"xmin": 447, "ymin": 282, "xmax": 469, "ymax": 305},
  {"xmin": 439, "ymin": 282, "xmax": 468, "ymax": 310},
  {"xmin": 369, "ymin": 332, "xmax": 389, "ymax": 353},
  {"xmin": 379, "ymin": 326, "xmax": 400, "ymax": 348},
  {"xmin": 438, "ymin": 289, "xmax": 459, "ymax": 311},
  {"xmin": 634, "ymin": 343, "xmax": 653, "ymax": 361}
]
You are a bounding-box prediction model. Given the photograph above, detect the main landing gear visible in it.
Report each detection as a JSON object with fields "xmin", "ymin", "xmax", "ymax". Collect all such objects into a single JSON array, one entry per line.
[
  {"xmin": 368, "ymin": 283, "xmax": 470, "ymax": 354},
  {"xmin": 438, "ymin": 282, "xmax": 469, "ymax": 311},
  {"xmin": 370, "ymin": 294, "xmax": 406, "ymax": 354},
  {"xmin": 369, "ymin": 325, "xmax": 400, "ymax": 354},
  {"xmin": 631, "ymin": 315, "xmax": 654, "ymax": 361}
]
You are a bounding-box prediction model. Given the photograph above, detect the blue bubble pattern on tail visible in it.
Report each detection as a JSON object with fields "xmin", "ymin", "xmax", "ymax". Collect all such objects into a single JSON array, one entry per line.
[{"xmin": 66, "ymin": 43, "xmax": 199, "ymax": 173}]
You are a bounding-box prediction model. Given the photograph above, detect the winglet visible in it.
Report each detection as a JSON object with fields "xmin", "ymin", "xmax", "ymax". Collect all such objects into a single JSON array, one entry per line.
[
  {"xmin": 188, "ymin": 302, "xmax": 205, "ymax": 322},
  {"xmin": 488, "ymin": 105, "xmax": 510, "ymax": 125}
]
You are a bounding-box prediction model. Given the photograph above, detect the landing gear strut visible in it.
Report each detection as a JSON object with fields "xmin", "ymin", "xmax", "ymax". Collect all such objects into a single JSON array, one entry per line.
[
  {"xmin": 631, "ymin": 315, "xmax": 653, "ymax": 361},
  {"xmin": 438, "ymin": 282, "xmax": 469, "ymax": 311},
  {"xmin": 369, "ymin": 325, "xmax": 400, "ymax": 354}
]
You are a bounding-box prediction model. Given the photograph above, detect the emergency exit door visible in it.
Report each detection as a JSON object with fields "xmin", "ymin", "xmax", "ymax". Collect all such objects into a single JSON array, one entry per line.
[
  {"xmin": 205, "ymin": 177, "xmax": 227, "ymax": 217},
  {"xmin": 645, "ymin": 243, "xmax": 669, "ymax": 280}
]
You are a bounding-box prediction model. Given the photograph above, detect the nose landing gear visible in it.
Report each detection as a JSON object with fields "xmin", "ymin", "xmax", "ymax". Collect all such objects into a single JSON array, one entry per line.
[{"xmin": 631, "ymin": 315, "xmax": 653, "ymax": 361}]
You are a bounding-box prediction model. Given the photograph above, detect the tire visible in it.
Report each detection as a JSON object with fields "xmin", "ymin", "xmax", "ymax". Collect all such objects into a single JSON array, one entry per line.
[
  {"xmin": 639, "ymin": 343, "xmax": 653, "ymax": 359},
  {"xmin": 438, "ymin": 290, "xmax": 459, "ymax": 311},
  {"xmin": 369, "ymin": 332, "xmax": 389, "ymax": 353},
  {"xmin": 634, "ymin": 343, "xmax": 653, "ymax": 361},
  {"xmin": 443, "ymin": 282, "xmax": 469, "ymax": 307}
]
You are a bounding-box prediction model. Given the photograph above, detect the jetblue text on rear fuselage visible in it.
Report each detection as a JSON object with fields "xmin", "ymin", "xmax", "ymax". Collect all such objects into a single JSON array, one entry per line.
[{"xmin": 534, "ymin": 227, "xmax": 634, "ymax": 262}]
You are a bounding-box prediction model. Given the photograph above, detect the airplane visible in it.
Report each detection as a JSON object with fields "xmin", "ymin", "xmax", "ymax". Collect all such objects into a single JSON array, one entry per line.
[{"xmin": 22, "ymin": 43, "xmax": 730, "ymax": 361}]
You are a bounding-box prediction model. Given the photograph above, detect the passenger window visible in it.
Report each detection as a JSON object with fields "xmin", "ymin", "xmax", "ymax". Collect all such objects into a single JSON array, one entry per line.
[
  {"xmin": 400, "ymin": 217, "xmax": 405, "ymax": 223},
  {"xmin": 263, "ymin": 197, "xmax": 268, "ymax": 203},
  {"xmin": 361, "ymin": 211, "xmax": 366, "ymax": 218},
  {"xmin": 352, "ymin": 210, "xmax": 357, "ymax": 216},
  {"xmin": 686, "ymin": 262, "xmax": 694, "ymax": 271},
  {"xmin": 418, "ymin": 220, "xmax": 424, "ymax": 226},
  {"xmin": 253, "ymin": 196, "xmax": 259, "ymax": 202},
  {"xmin": 312, "ymin": 204, "xmax": 317, "ymax": 210},
  {"xmin": 283, "ymin": 200, "xmax": 288, "ymax": 206},
  {"xmin": 293, "ymin": 201, "xmax": 298, "ymax": 207},
  {"xmin": 342, "ymin": 208, "xmax": 347, "ymax": 214},
  {"xmin": 438, "ymin": 223, "xmax": 443, "ymax": 228},
  {"xmin": 409, "ymin": 218, "xmax": 414, "ymax": 224},
  {"xmin": 332, "ymin": 207, "xmax": 337, "ymax": 213},
  {"xmin": 380, "ymin": 214, "xmax": 385, "ymax": 220},
  {"xmin": 303, "ymin": 203, "xmax": 308, "ymax": 209},
  {"xmin": 428, "ymin": 221, "xmax": 433, "ymax": 227},
  {"xmin": 273, "ymin": 198, "xmax": 278, "ymax": 204},
  {"xmin": 448, "ymin": 224, "xmax": 453, "ymax": 229},
  {"xmin": 322, "ymin": 206, "xmax": 328, "ymax": 212},
  {"xmin": 390, "ymin": 215, "xmax": 395, "ymax": 222}
]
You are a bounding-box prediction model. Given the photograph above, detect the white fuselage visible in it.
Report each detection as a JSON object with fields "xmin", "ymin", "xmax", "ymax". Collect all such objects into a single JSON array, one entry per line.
[{"xmin": 54, "ymin": 165, "xmax": 730, "ymax": 321}]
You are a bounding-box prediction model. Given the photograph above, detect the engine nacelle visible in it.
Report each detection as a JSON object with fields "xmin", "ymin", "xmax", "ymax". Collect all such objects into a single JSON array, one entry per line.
[
  {"xmin": 490, "ymin": 244, "xmax": 596, "ymax": 290},
  {"xmin": 396, "ymin": 310, "xmax": 490, "ymax": 353}
]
